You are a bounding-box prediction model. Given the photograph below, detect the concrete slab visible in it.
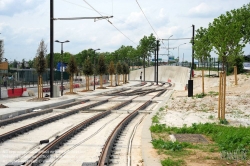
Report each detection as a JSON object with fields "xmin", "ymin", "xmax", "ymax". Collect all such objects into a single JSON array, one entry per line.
[
  {"xmin": 133, "ymin": 96, "xmax": 152, "ymax": 102},
  {"xmin": 0, "ymin": 98, "xmax": 77, "ymax": 120},
  {"xmin": 109, "ymin": 96, "xmax": 137, "ymax": 102},
  {"xmin": 129, "ymin": 66, "xmax": 189, "ymax": 90},
  {"xmin": 152, "ymin": 97, "xmax": 164, "ymax": 102}
]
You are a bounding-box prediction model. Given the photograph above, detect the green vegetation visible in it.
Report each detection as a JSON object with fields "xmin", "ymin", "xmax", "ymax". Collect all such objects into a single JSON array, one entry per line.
[
  {"xmin": 152, "ymin": 139, "xmax": 195, "ymax": 151},
  {"xmin": 194, "ymin": 93, "xmax": 207, "ymax": 98},
  {"xmin": 208, "ymin": 91, "xmax": 219, "ymax": 97},
  {"xmin": 161, "ymin": 158, "xmax": 185, "ymax": 166},
  {"xmin": 151, "ymin": 123, "xmax": 250, "ymax": 154}
]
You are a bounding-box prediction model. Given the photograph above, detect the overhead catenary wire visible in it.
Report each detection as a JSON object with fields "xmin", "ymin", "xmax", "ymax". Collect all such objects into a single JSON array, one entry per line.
[
  {"xmin": 135, "ymin": 0, "xmax": 159, "ymax": 39},
  {"xmin": 135, "ymin": 0, "xmax": 170, "ymax": 54},
  {"xmin": 83, "ymin": 0, "xmax": 137, "ymax": 45}
]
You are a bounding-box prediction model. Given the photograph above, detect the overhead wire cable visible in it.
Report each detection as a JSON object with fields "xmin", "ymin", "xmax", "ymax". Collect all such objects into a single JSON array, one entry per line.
[
  {"xmin": 135, "ymin": 0, "xmax": 169, "ymax": 53},
  {"xmin": 83, "ymin": 0, "xmax": 137, "ymax": 45},
  {"xmin": 135, "ymin": 0, "xmax": 159, "ymax": 39}
]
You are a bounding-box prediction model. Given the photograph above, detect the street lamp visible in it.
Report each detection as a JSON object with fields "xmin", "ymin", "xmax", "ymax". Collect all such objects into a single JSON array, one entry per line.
[
  {"xmin": 55, "ymin": 40, "xmax": 70, "ymax": 96},
  {"xmin": 90, "ymin": 48, "xmax": 100, "ymax": 90},
  {"xmin": 178, "ymin": 43, "xmax": 186, "ymax": 65},
  {"xmin": 168, "ymin": 35, "xmax": 173, "ymax": 57}
]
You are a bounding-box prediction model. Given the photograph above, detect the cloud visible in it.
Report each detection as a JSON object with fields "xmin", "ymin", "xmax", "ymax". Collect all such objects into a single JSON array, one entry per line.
[
  {"xmin": 188, "ymin": 3, "xmax": 220, "ymax": 18},
  {"xmin": 0, "ymin": 0, "xmax": 44, "ymax": 16}
]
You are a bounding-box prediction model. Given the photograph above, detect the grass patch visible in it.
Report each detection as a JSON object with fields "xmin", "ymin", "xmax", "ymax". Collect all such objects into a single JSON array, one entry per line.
[
  {"xmin": 152, "ymin": 139, "xmax": 195, "ymax": 151},
  {"xmin": 194, "ymin": 93, "xmax": 207, "ymax": 98},
  {"xmin": 208, "ymin": 91, "xmax": 219, "ymax": 97},
  {"xmin": 150, "ymin": 123, "xmax": 250, "ymax": 154},
  {"xmin": 161, "ymin": 158, "xmax": 185, "ymax": 166},
  {"xmin": 152, "ymin": 115, "xmax": 160, "ymax": 123}
]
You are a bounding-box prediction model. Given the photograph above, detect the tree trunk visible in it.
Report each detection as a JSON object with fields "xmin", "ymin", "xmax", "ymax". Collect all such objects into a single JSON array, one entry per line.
[
  {"xmin": 202, "ymin": 69, "xmax": 204, "ymax": 95},
  {"xmin": 111, "ymin": 75, "xmax": 113, "ymax": 86},
  {"xmin": 123, "ymin": 74, "xmax": 125, "ymax": 84},
  {"xmin": 37, "ymin": 76, "xmax": 40, "ymax": 98},
  {"xmin": 70, "ymin": 75, "xmax": 73, "ymax": 93},
  {"xmin": 85, "ymin": 76, "xmax": 88, "ymax": 90},
  {"xmin": 100, "ymin": 75, "xmax": 103, "ymax": 88},
  {"xmin": 118, "ymin": 74, "xmax": 120, "ymax": 85}
]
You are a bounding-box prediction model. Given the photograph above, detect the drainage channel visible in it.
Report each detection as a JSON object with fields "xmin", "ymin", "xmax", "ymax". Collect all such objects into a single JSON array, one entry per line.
[
  {"xmin": 0, "ymin": 99, "xmax": 109, "ymax": 143},
  {"xmin": 20, "ymin": 99, "xmax": 135, "ymax": 166}
]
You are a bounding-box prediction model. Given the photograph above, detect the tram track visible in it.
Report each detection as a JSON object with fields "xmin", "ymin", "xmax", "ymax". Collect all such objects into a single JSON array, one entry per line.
[{"xmin": 2, "ymin": 82, "xmax": 170, "ymax": 166}]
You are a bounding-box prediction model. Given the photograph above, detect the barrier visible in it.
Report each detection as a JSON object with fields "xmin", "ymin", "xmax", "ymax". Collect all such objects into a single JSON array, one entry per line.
[{"xmin": 8, "ymin": 88, "xmax": 27, "ymax": 98}]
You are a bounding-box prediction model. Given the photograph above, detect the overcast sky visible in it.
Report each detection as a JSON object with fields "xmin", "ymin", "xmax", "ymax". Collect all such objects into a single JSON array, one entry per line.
[{"xmin": 0, "ymin": 0, "xmax": 249, "ymax": 63}]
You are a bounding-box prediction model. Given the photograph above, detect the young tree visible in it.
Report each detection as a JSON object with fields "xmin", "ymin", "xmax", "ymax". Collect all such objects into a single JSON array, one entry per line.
[
  {"xmin": 66, "ymin": 55, "xmax": 78, "ymax": 93},
  {"xmin": 124, "ymin": 63, "xmax": 130, "ymax": 83},
  {"xmin": 116, "ymin": 61, "xmax": 122, "ymax": 85},
  {"xmin": 208, "ymin": 10, "xmax": 247, "ymax": 71},
  {"xmin": 194, "ymin": 27, "xmax": 212, "ymax": 95},
  {"xmin": 122, "ymin": 62, "xmax": 127, "ymax": 84},
  {"xmin": 82, "ymin": 56, "xmax": 93, "ymax": 91},
  {"xmin": 34, "ymin": 39, "xmax": 47, "ymax": 99},
  {"xmin": 108, "ymin": 61, "xmax": 115, "ymax": 87},
  {"xmin": 96, "ymin": 54, "xmax": 107, "ymax": 88}
]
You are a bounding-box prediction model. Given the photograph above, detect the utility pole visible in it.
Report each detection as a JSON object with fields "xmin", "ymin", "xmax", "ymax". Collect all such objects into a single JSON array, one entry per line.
[
  {"xmin": 156, "ymin": 40, "xmax": 159, "ymax": 85},
  {"xmin": 154, "ymin": 49, "xmax": 156, "ymax": 82},
  {"xmin": 49, "ymin": 0, "xmax": 112, "ymax": 97},
  {"xmin": 188, "ymin": 24, "xmax": 195, "ymax": 97},
  {"xmin": 50, "ymin": 0, "xmax": 54, "ymax": 97}
]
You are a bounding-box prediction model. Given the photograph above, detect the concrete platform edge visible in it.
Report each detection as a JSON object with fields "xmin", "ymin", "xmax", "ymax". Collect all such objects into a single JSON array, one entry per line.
[{"xmin": 141, "ymin": 89, "xmax": 174, "ymax": 166}]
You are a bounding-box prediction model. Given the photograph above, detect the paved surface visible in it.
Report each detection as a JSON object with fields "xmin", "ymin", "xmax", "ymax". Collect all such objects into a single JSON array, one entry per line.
[
  {"xmin": 0, "ymin": 82, "xmax": 140, "ymax": 120},
  {"xmin": 129, "ymin": 66, "xmax": 190, "ymax": 90},
  {"xmin": 0, "ymin": 75, "xmax": 176, "ymax": 166}
]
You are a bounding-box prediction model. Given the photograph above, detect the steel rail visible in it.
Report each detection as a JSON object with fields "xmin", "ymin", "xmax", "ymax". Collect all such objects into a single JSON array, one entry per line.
[
  {"xmin": 23, "ymin": 98, "xmax": 136, "ymax": 166},
  {"xmin": 97, "ymin": 89, "xmax": 165, "ymax": 166},
  {"xmin": 0, "ymin": 99, "xmax": 90, "ymax": 127},
  {"xmin": 0, "ymin": 100, "xmax": 108, "ymax": 143}
]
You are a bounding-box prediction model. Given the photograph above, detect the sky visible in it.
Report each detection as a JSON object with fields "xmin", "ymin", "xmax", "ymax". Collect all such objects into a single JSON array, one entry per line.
[{"xmin": 0, "ymin": 0, "xmax": 249, "ymax": 63}]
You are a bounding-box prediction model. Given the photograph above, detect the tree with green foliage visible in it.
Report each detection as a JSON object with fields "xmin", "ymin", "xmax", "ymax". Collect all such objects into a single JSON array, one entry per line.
[
  {"xmin": 208, "ymin": 9, "xmax": 248, "ymax": 71},
  {"xmin": 82, "ymin": 56, "xmax": 93, "ymax": 91},
  {"xmin": 194, "ymin": 27, "xmax": 212, "ymax": 62},
  {"xmin": 108, "ymin": 61, "xmax": 115, "ymax": 87},
  {"xmin": 121, "ymin": 62, "xmax": 128, "ymax": 84},
  {"xmin": 34, "ymin": 39, "xmax": 47, "ymax": 99},
  {"xmin": 116, "ymin": 62, "xmax": 122, "ymax": 85},
  {"xmin": 138, "ymin": 34, "xmax": 157, "ymax": 81},
  {"xmin": 194, "ymin": 27, "xmax": 213, "ymax": 95},
  {"xmin": 124, "ymin": 63, "xmax": 130, "ymax": 83},
  {"xmin": 66, "ymin": 55, "xmax": 78, "ymax": 93},
  {"xmin": 96, "ymin": 54, "xmax": 107, "ymax": 88}
]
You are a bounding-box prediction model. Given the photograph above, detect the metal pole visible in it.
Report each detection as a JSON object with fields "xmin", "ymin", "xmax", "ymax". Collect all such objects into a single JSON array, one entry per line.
[
  {"xmin": 50, "ymin": 0, "xmax": 54, "ymax": 98},
  {"xmin": 94, "ymin": 54, "xmax": 96, "ymax": 90},
  {"xmin": 154, "ymin": 49, "xmax": 156, "ymax": 82},
  {"xmin": 156, "ymin": 40, "xmax": 159, "ymax": 85},
  {"xmin": 143, "ymin": 54, "xmax": 145, "ymax": 82},
  {"xmin": 188, "ymin": 25, "xmax": 195, "ymax": 97},
  {"xmin": 192, "ymin": 25, "xmax": 195, "ymax": 77},
  {"xmin": 61, "ymin": 43, "xmax": 63, "ymax": 96}
]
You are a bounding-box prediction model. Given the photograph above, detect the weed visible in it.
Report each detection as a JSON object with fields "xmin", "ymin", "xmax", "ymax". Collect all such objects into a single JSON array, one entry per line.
[
  {"xmin": 165, "ymin": 105, "xmax": 168, "ymax": 109},
  {"xmin": 208, "ymin": 115, "xmax": 214, "ymax": 119},
  {"xmin": 152, "ymin": 139, "xmax": 194, "ymax": 151},
  {"xmin": 208, "ymin": 91, "xmax": 219, "ymax": 97},
  {"xmin": 195, "ymin": 93, "xmax": 207, "ymax": 98},
  {"xmin": 219, "ymin": 119, "xmax": 229, "ymax": 125},
  {"xmin": 159, "ymin": 107, "xmax": 165, "ymax": 111},
  {"xmin": 152, "ymin": 115, "xmax": 160, "ymax": 123},
  {"xmin": 161, "ymin": 158, "xmax": 185, "ymax": 166}
]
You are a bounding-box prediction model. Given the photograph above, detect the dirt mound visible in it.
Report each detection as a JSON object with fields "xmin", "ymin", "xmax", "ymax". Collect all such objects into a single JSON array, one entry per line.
[{"xmin": 0, "ymin": 104, "xmax": 8, "ymax": 108}]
